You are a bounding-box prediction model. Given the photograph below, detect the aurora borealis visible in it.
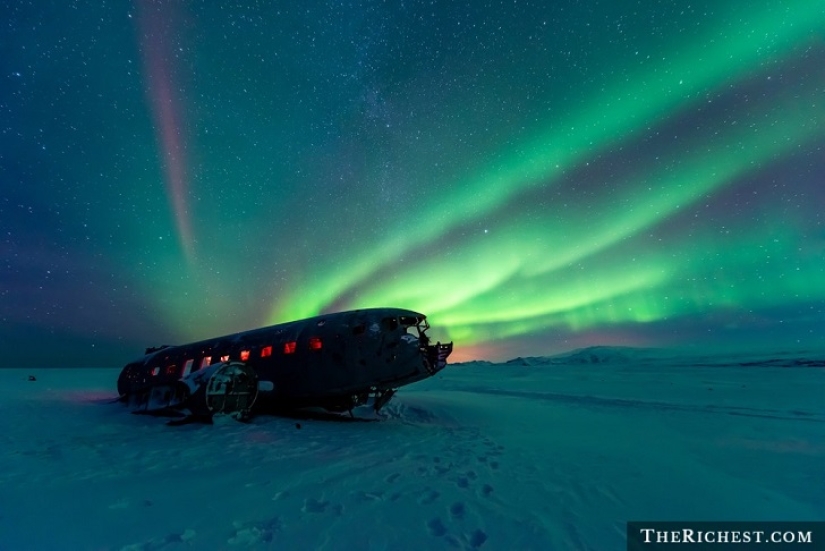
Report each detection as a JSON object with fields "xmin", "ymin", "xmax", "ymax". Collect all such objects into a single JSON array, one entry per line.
[{"xmin": 2, "ymin": 1, "xmax": 824, "ymax": 366}]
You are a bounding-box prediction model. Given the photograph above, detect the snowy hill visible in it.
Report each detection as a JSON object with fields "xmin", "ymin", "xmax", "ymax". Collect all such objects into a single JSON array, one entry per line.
[
  {"xmin": 547, "ymin": 345, "xmax": 661, "ymax": 365},
  {"xmin": 1, "ymin": 351, "xmax": 823, "ymax": 550},
  {"xmin": 503, "ymin": 356, "xmax": 547, "ymax": 367},
  {"xmin": 493, "ymin": 346, "xmax": 825, "ymax": 368}
]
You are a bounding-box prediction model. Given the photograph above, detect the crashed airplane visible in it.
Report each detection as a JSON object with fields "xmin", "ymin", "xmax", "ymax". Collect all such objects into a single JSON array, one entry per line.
[{"xmin": 117, "ymin": 308, "xmax": 453, "ymax": 423}]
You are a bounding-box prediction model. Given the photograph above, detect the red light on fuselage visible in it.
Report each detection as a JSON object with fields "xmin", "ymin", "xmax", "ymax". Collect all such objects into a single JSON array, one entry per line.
[
  {"xmin": 309, "ymin": 337, "xmax": 322, "ymax": 350},
  {"xmin": 283, "ymin": 341, "xmax": 297, "ymax": 354}
]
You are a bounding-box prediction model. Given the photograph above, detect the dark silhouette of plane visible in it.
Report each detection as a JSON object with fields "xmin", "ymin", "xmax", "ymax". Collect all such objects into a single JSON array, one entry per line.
[{"xmin": 117, "ymin": 308, "xmax": 452, "ymax": 423}]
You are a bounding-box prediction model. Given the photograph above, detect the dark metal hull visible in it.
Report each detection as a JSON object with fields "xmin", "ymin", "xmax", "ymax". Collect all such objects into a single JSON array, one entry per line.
[{"xmin": 117, "ymin": 308, "xmax": 452, "ymax": 419}]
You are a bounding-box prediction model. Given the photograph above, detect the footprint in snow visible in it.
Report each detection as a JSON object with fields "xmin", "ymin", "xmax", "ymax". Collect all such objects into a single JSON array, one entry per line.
[
  {"xmin": 449, "ymin": 527, "xmax": 490, "ymax": 549},
  {"xmin": 449, "ymin": 502, "xmax": 466, "ymax": 519},
  {"xmin": 427, "ymin": 517, "xmax": 448, "ymax": 537},
  {"xmin": 228, "ymin": 519, "xmax": 278, "ymax": 546},
  {"xmin": 468, "ymin": 528, "xmax": 488, "ymax": 548},
  {"xmin": 302, "ymin": 498, "xmax": 328, "ymax": 513}
]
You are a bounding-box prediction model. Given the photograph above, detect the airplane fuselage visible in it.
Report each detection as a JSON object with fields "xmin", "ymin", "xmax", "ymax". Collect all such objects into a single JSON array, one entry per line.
[{"xmin": 117, "ymin": 308, "xmax": 452, "ymax": 416}]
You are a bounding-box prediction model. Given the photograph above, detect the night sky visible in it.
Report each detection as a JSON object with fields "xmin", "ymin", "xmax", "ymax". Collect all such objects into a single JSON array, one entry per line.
[{"xmin": 2, "ymin": 1, "xmax": 824, "ymax": 367}]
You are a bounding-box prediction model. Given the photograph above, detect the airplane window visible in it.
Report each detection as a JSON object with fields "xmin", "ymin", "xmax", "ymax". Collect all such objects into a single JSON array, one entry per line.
[
  {"xmin": 284, "ymin": 341, "xmax": 297, "ymax": 354},
  {"xmin": 200, "ymin": 356, "xmax": 212, "ymax": 369},
  {"xmin": 151, "ymin": 367, "xmax": 160, "ymax": 376},
  {"xmin": 221, "ymin": 355, "xmax": 229, "ymax": 362},
  {"xmin": 240, "ymin": 350, "xmax": 250, "ymax": 361},
  {"xmin": 309, "ymin": 337, "xmax": 323, "ymax": 350},
  {"xmin": 261, "ymin": 346, "xmax": 272, "ymax": 358},
  {"xmin": 182, "ymin": 359, "xmax": 194, "ymax": 377},
  {"xmin": 165, "ymin": 364, "xmax": 177, "ymax": 375}
]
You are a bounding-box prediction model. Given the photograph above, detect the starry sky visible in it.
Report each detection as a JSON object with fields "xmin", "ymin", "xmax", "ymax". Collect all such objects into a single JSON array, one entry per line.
[{"xmin": 2, "ymin": 0, "xmax": 824, "ymax": 367}]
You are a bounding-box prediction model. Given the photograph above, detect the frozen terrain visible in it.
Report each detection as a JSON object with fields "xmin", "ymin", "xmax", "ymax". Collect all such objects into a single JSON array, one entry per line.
[{"xmin": 1, "ymin": 347, "xmax": 823, "ymax": 550}]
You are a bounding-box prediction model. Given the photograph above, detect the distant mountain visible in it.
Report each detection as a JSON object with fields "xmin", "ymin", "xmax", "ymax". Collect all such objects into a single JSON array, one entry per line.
[
  {"xmin": 738, "ymin": 358, "xmax": 825, "ymax": 367},
  {"xmin": 454, "ymin": 345, "xmax": 825, "ymax": 367},
  {"xmin": 504, "ymin": 356, "xmax": 548, "ymax": 366},
  {"xmin": 550, "ymin": 346, "xmax": 643, "ymax": 364},
  {"xmin": 453, "ymin": 346, "xmax": 663, "ymax": 367},
  {"xmin": 531, "ymin": 346, "xmax": 666, "ymax": 365}
]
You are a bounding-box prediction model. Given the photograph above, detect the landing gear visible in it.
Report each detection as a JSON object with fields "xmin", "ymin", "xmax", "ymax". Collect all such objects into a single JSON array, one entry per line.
[
  {"xmin": 372, "ymin": 388, "xmax": 396, "ymax": 412},
  {"xmin": 344, "ymin": 387, "xmax": 397, "ymax": 418}
]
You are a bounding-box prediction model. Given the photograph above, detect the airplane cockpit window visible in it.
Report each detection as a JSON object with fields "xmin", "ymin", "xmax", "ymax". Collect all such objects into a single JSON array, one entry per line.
[
  {"xmin": 387, "ymin": 315, "xmax": 430, "ymax": 337},
  {"xmin": 399, "ymin": 316, "xmax": 414, "ymax": 326}
]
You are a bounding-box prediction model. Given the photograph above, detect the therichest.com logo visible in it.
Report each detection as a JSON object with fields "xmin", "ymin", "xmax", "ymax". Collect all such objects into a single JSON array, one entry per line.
[{"xmin": 627, "ymin": 522, "xmax": 825, "ymax": 550}]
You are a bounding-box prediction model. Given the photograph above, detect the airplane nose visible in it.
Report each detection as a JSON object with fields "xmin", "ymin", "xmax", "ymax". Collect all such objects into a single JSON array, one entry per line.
[{"xmin": 425, "ymin": 342, "xmax": 453, "ymax": 374}]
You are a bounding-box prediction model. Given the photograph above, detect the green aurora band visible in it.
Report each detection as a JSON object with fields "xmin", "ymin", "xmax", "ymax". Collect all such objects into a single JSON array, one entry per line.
[
  {"xmin": 260, "ymin": 0, "xmax": 825, "ymax": 354},
  {"xmin": 5, "ymin": 0, "xmax": 825, "ymax": 367}
]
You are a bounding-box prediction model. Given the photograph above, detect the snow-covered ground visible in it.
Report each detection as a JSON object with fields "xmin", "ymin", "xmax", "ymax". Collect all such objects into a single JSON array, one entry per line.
[{"xmin": 1, "ymin": 347, "xmax": 823, "ymax": 550}]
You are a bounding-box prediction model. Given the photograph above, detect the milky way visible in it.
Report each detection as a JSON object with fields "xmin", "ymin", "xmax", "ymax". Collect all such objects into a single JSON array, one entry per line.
[{"xmin": 2, "ymin": 0, "xmax": 824, "ymax": 366}]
